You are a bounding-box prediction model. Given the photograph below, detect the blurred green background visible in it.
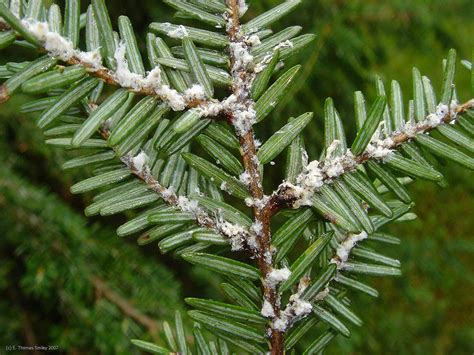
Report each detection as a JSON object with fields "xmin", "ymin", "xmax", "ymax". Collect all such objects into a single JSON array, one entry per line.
[{"xmin": 0, "ymin": 0, "xmax": 472, "ymax": 354}]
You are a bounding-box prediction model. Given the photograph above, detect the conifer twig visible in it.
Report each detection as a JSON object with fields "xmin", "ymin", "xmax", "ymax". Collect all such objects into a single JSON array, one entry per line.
[
  {"xmin": 1, "ymin": 1, "xmax": 472, "ymax": 352},
  {"xmin": 269, "ymin": 98, "xmax": 474, "ymax": 211},
  {"xmin": 91, "ymin": 275, "xmax": 161, "ymax": 337},
  {"xmin": 96, "ymin": 129, "xmax": 256, "ymax": 249},
  {"xmin": 0, "ymin": 18, "xmax": 215, "ymax": 111},
  {"xmin": 226, "ymin": 1, "xmax": 284, "ymax": 353}
]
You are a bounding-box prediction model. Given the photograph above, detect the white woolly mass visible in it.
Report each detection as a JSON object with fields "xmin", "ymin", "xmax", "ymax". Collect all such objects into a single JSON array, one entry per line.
[
  {"xmin": 220, "ymin": 181, "xmax": 228, "ymax": 192},
  {"xmin": 271, "ymin": 281, "xmax": 313, "ymax": 332},
  {"xmin": 114, "ymin": 43, "xmax": 187, "ymax": 109},
  {"xmin": 244, "ymin": 195, "xmax": 269, "ymax": 210},
  {"xmin": 76, "ymin": 50, "xmax": 102, "ymax": 70},
  {"xmin": 22, "ymin": 19, "xmax": 48, "ymax": 41},
  {"xmin": 251, "ymin": 154, "xmax": 260, "ymax": 166},
  {"xmin": 141, "ymin": 67, "xmax": 162, "ymax": 88},
  {"xmin": 365, "ymin": 137, "xmax": 394, "ymax": 160},
  {"xmin": 132, "ymin": 151, "xmax": 148, "ymax": 171},
  {"xmin": 184, "ymin": 84, "xmax": 206, "ymax": 101},
  {"xmin": 264, "ymin": 250, "xmax": 273, "ymax": 264},
  {"xmin": 436, "ymin": 103, "xmax": 450, "ymax": 118},
  {"xmin": 219, "ymin": 221, "xmax": 248, "ymax": 251},
  {"xmin": 22, "ymin": 19, "xmax": 215, "ymax": 112},
  {"xmin": 163, "ymin": 23, "xmax": 189, "ymax": 39},
  {"xmin": 114, "ymin": 43, "xmax": 145, "ymax": 89},
  {"xmin": 272, "ymin": 316, "xmax": 289, "ymax": 332},
  {"xmin": 195, "ymin": 28, "xmax": 262, "ymax": 134},
  {"xmin": 255, "ymin": 196, "xmax": 270, "ymax": 210},
  {"xmin": 278, "ymin": 101, "xmax": 460, "ymax": 208},
  {"xmin": 426, "ymin": 113, "xmax": 441, "ymax": 127},
  {"xmin": 196, "ymin": 99, "xmax": 223, "ymax": 116},
  {"xmin": 23, "ymin": 17, "xmax": 204, "ymax": 113},
  {"xmin": 425, "ymin": 103, "xmax": 453, "ymax": 127},
  {"xmin": 274, "ymin": 39, "xmax": 294, "ymax": 51},
  {"xmin": 44, "ymin": 32, "xmax": 75, "ymax": 61},
  {"xmin": 299, "ymin": 160, "xmax": 324, "ymax": 188},
  {"xmin": 250, "ymin": 221, "xmax": 263, "ymax": 235},
  {"xmin": 292, "ymin": 298, "xmax": 312, "ymax": 317},
  {"xmin": 261, "ymin": 300, "xmax": 275, "ymax": 318},
  {"xmin": 271, "ymin": 290, "xmax": 313, "ymax": 332},
  {"xmin": 325, "ymin": 160, "xmax": 344, "ymax": 178},
  {"xmin": 246, "ymin": 34, "xmax": 261, "ymax": 46},
  {"xmin": 230, "ymin": 42, "xmax": 254, "ymax": 71},
  {"xmin": 287, "ymin": 158, "xmax": 326, "ymax": 207},
  {"xmin": 226, "ymin": 31, "xmax": 259, "ymax": 135},
  {"xmin": 254, "ymin": 39, "xmax": 293, "ymax": 73},
  {"xmin": 254, "ymin": 54, "xmax": 273, "ymax": 73},
  {"xmin": 177, "ymin": 196, "xmax": 202, "ymax": 215},
  {"xmin": 239, "ymin": 171, "xmax": 252, "ymax": 186},
  {"xmin": 155, "ymin": 85, "xmax": 186, "ymax": 111},
  {"xmin": 196, "ymin": 93, "xmax": 257, "ymax": 134},
  {"xmin": 266, "ymin": 267, "xmax": 292, "ymax": 288},
  {"xmin": 22, "ymin": 19, "xmax": 102, "ymax": 68},
  {"xmin": 222, "ymin": 94, "xmax": 257, "ymax": 135},
  {"xmin": 246, "ymin": 233, "xmax": 259, "ymax": 250},
  {"xmin": 244, "ymin": 197, "xmax": 254, "ymax": 207},
  {"xmin": 331, "ymin": 231, "xmax": 368, "ymax": 268},
  {"xmin": 232, "ymin": 106, "xmax": 257, "ymax": 135}
]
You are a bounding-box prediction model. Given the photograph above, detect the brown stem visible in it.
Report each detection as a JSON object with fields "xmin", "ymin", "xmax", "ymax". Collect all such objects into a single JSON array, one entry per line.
[
  {"xmin": 123, "ymin": 153, "xmax": 253, "ymax": 247},
  {"xmin": 226, "ymin": 1, "xmax": 284, "ymax": 353},
  {"xmin": 239, "ymin": 131, "xmax": 284, "ymax": 354},
  {"xmin": 259, "ymin": 99, "xmax": 474, "ymax": 341},
  {"xmin": 0, "ymin": 28, "xmax": 209, "ymax": 110},
  {"xmin": 227, "ymin": 0, "xmax": 241, "ymax": 38},
  {"xmin": 66, "ymin": 57, "xmax": 207, "ymax": 109},
  {"xmin": 270, "ymin": 98, "xmax": 474, "ymax": 210},
  {"xmin": 91, "ymin": 275, "xmax": 160, "ymax": 338},
  {"xmin": 97, "ymin": 129, "xmax": 256, "ymax": 249}
]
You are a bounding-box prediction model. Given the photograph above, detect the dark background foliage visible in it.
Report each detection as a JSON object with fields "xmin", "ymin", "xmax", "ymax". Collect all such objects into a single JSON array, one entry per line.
[{"xmin": 0, "ymin": 0, "xmax": 472, "ymax": 353}]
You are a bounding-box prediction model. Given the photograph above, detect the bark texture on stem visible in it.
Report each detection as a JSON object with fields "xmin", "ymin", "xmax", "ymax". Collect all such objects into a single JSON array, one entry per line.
[
  {"xmin": 269, "ymin": 98, "xmax": 474, "ymax": 210},
  {"xmin": 91, "ymin": 275, "xmax": 160, "ymax": 337},
  {"xmin": 226, "ymin": 1, "xmax": 284, "ymax": 353}
]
